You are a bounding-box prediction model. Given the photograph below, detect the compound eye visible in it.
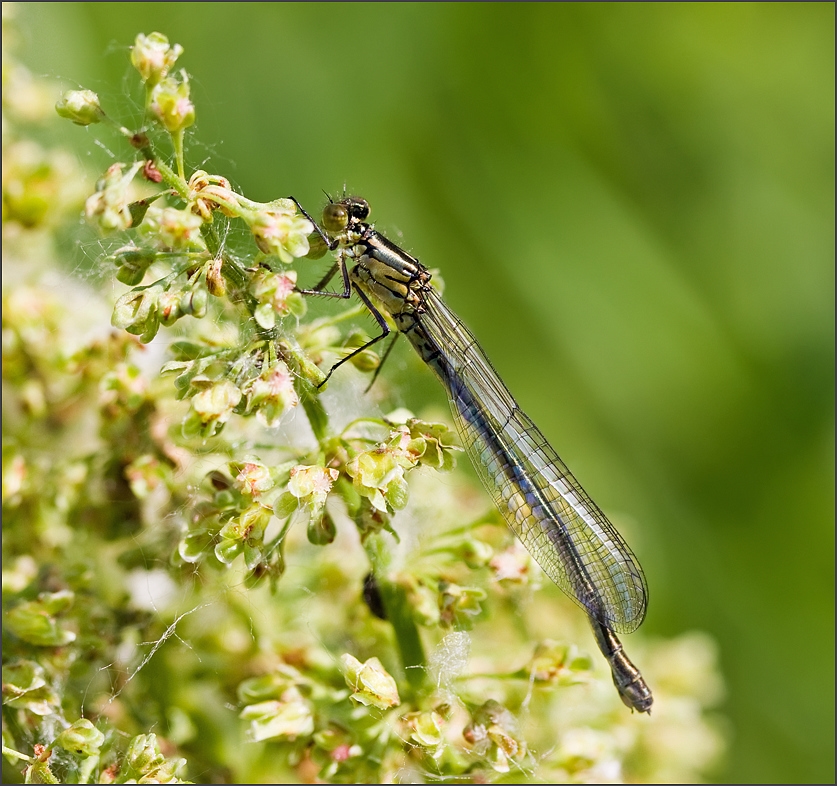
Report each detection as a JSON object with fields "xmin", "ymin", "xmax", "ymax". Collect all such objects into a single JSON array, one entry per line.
[
  {"xmin": 322, "ymin": 203, "xmax": 348, "ymax": 232},
  {"xmin": 347, "ymin": 198, "xmax": 370, "ymax": 221}
]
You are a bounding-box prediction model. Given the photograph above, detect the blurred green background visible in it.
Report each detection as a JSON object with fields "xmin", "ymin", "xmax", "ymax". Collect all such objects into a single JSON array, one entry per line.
[{"xmin": 14, "ymin": 3, "xmax": 833, "ymax": 783}]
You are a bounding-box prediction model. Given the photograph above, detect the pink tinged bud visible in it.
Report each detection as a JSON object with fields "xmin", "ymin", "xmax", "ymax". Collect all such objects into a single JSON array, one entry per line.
[
  {"xmin": 249, "ymin": 208, "xmax": 313, "ymax": 264},
  {"xmin": 142, "ymin": 159, "xmax": 163, "ymax": 183},
  {"xmin": 462, "ymin": 722, "xmax": 487, "ymax": 746},
  {"xmin": 245, "ymin": 362, "xmax": 299, "ymax": 427},
  {"xmin": 251, "ymin": 270, "xmax": 300, "ymax": 329},
  {"xmin": 273, "ymin": 271, "xmax": 296, "ymax": 300},
  {"xmin": 148, "ymin": 74, "xmax": 195, "ymax": 134},
  {"xmin": 124, "ymin": 455, "xmax": 163, "ymax": 499},
  {"xmin": 288, "ymin": 465, "xmax": 338, "ymax": 502},
  {"xmin": 489, "ymin": 543, "xmax": 531, "ymax": 583},
  {"xmin": 55, "ymin": 89, "xmax": 103, "ymax": 125},
  {"xmin": 131, "ymin": 32, "xmax": 183, "ymax": 86},
  {"xmin": 331, "ymin": 744, "xmax": 352, "ymax": 763},
  {"xmin": 157, "ymin": 290, "xmax": 181, "ymax": 326},
  {"xmin": 235, "ymin": 462, "xmax": 273, "ymax": 496}
]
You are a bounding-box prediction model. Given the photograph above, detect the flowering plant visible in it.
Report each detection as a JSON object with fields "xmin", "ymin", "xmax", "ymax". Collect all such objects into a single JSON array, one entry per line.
[{"xmin": 2, "ymin": 22, "xmax": 726, "ymax": 784}]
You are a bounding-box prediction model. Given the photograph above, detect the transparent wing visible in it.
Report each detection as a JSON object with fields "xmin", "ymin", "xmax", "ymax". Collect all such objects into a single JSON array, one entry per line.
[{"xmin": 418, "ymin": 288, "xmax": 647, "ymax": 633}]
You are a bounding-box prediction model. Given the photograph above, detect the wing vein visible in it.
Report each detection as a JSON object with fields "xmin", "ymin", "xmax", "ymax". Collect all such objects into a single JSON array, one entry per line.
[{"xmin": 415, "ymin": 288, "xmax": 647, "ymax": 633}]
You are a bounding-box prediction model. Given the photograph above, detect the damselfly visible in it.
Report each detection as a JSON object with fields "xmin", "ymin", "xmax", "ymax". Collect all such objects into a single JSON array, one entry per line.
[{"xmin": 294, "ymin": 196, "xmax": 652, "ymax": 713}]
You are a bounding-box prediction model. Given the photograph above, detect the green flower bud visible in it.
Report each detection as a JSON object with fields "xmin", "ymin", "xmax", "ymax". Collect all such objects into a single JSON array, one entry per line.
[
  {"xmin": 139, "ymin": 205, "xmax": 205, "ymax": 250},
  {"xmin": 243, "ymin": 542, "xmax": 265, "ymax": 572},
  {"xmin": 384, "ymin": 475, "xmax": 409, "ymax": 510},
  {"xmin": 340, "ymin": 654, "xmax": 400, "ymax": 709},
  {"xmin": 214, "ymin": 537, "xmax": 243, "ymax": 565},
  {"xmin": 346, "ymin": 449, "xmax": 407, "ymax": 513},
  {"xmin": 400, "ymin": 418, "xmax": 461, "ymax": 471},
  {"xmin": 405, "ymin": 579, "xmax": 441, "ymax": 626},
  {"xmin": 273, "ymin": 491, "xmax": 299, "ymax": 520},
  {"xmin": 240, "ymin": 688, "xmax": 315, "ymax": 742},
  {"xmin": 214, "ymin": 503, "xmax": 271, "ymax": 566},
  {"xmin": 210, "ymin": 500, "xmax": 269, "ymax": 576},
  {"xmin": 455, "ymin": 538, "xmax": 494, "ymax": 569},
  {"xmin": 111, "ymin": 245, "xmax": 156, "ymax": 286},
  {"xmin": 463, "ymin": 700, "xmax": 526, "ymax": 774},
  {"xmin": 350, "ymin": 349, "xmax": 380, "ymax": 373},
  {"xmin": 190, "ymin": 379, "xmax": 242, "ymax": 434},
  {"xmin": 529, "ymin": 640, "xmax": 592, "ymax": 684},
  {"xmin": 307, "ymin": 509, "xmax": 337, "ymax": 546},
  {"xmin": 237, "ymin": 665, "xmax": 303, "ymax": 704},
  {"xmin": 4, "ymin": 591, "xmax": 76, "ymax": 647},
  {"xmin": 131, "ymin": 32, "xmax": 183, "ymax": 87},
  {"xmin": 53, "ymin": 719, "xmax": 105, "ymax": 757},
  {"xmin": 124, "ymin": 454, "xmax": 164, "ymax": 499},
  {"xmin": 55, "ymin": 89, "xmax": 103, "ymax": 125},
  {"xmin": 85, "ymin": 161, "xmax": 143, "ymax": 234},
  {"xmin": 403, "ymin": 710, "xmax": 445, "ymax": 749},
  {"xmin": 148, "ymin": 74, "xmax": 195, "ymax": 134},
  {"xmin": 253, "ymin": 302, "xmax": 275, "ymax": 331},
  {"xmin": 111, "ymin": 285, "xmax": 162, "ymax": 342},
  {"xmin": 205, "ymin": 256, "xmax": 226, "ymax": 297},
  {"xmin": 2, "ymin": 660, "xmax": 60, "ymax": 715},
  {"xmin": 120, "ymin": 734, "xmax": 166, "ymax": 775},
  {"xmin": 178, "ymin": 530, "xmax": 212, "ymax": 564},
  {"xmin": 438, "ymin": 581, "xmax": 486, "ymax": 630},
  {"xmin": 180, "ymin": 285, "xmax": 207, "ymax": 318},
  {"xmin": 281, "ymin": 341, "xmax": 327, "ymax": 388}
]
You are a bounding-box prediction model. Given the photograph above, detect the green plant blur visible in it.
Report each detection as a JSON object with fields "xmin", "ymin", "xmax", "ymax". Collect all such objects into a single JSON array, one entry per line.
[{"xmin": 7, "ymin": 3, "xmax": 834, "ymax": 784}]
